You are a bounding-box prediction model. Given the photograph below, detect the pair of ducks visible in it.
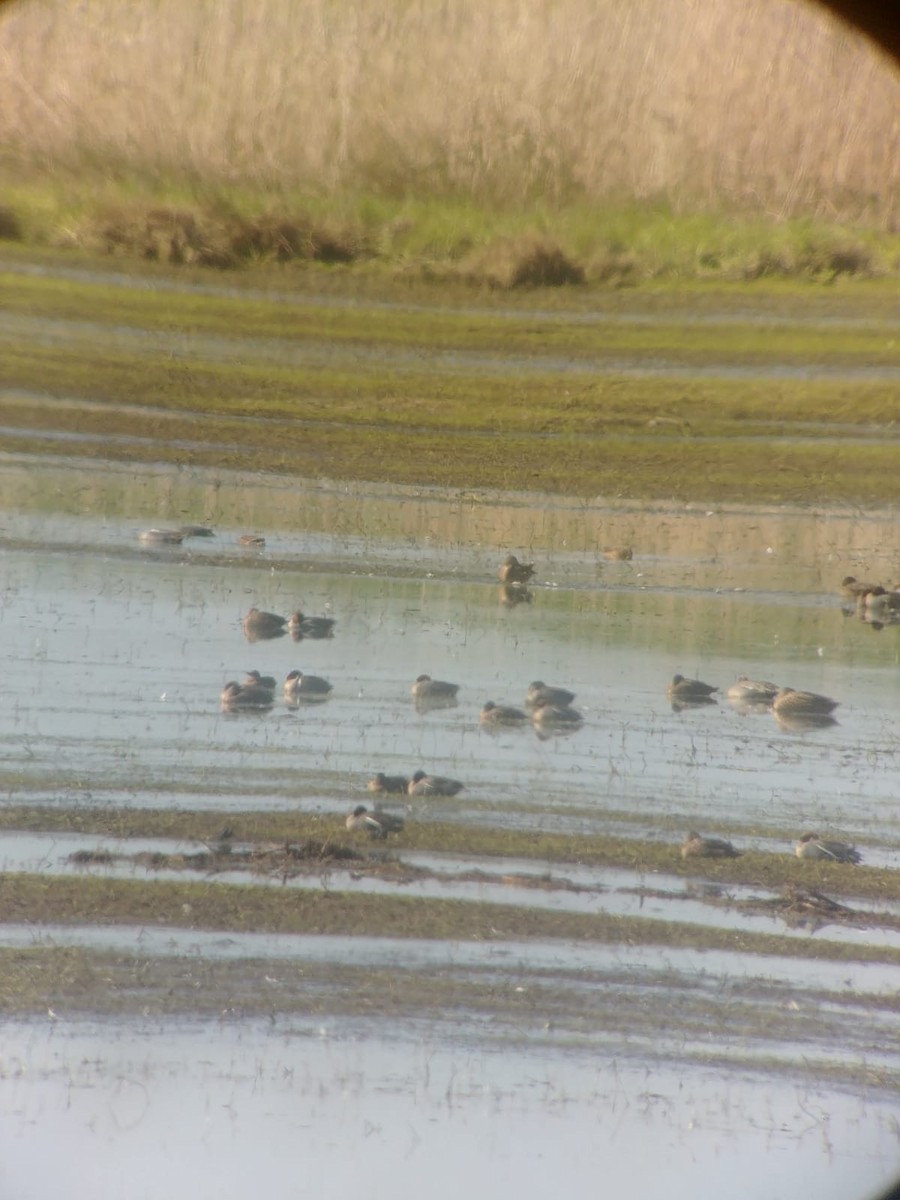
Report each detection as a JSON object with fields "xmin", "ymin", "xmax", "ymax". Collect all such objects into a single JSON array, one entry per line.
[
  {"xmin": 480, "ymin": 682, "xmax": 582, "ymax": 729},
  {"xmin": 367, "ymin": 770, "xmax": 464, "ymax": 797},
  {"xmin": 242, "ymin": 607, "xmax": 336, "ymax": 641},
  {"xmin": 221, "ymin": 669, "xmax": 332, "ymax": 709},
  {"xmin": 680, "ymin": 831, "xmax": 862, "ymax": 864}
]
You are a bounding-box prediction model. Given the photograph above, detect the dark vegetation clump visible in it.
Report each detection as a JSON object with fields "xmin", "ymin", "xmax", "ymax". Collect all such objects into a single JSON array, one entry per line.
[
  {"xmin": 459, "ymin": 236, "xmax": 585, "ymax": 289},
  {"xmin": 0, "ymin": 205, "xmax": 23, "ymax": 240},
  {"xmin": 94, "ymin": 205, "xmax": 365, "ymax": 268}
]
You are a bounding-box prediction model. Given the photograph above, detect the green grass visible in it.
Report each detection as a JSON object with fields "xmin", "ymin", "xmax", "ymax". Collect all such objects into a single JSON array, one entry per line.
[{"xmin": 4, "ymin": 176, "xmax": 899, "ymax": 280}]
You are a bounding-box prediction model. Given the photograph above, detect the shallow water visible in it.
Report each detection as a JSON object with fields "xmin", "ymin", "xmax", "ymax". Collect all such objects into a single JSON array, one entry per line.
[
  {"xmin": 3, "ymin": 1016, "xmax": 898, "ymax": 1200},
  {"xmin": 1, "ymin": 454, "xmax": 899, "ymax": 1197}
]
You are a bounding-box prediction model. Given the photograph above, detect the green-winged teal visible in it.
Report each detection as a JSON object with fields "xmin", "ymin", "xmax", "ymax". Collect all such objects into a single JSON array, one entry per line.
[
  {"xmin": 411, "ymin": 674, "xmax": 459, "ymax": 700},
  {"xmin": 367, "ymin": 772, "xmax": 410, "ymax": 795},
  {"xmin": 139, "ymin": 528, "xmax": 184, "ymax": 545},
  {"xmin": 795, "ymin": 833, "xmax": 861, "ymax": 864},
  {"xmin": 239, "ymin": 534, "xmax": 266, "ymax": 548},
  {"xmin": 863, "ymin": 586, "xmax": 900, "ymax": 616},
  {"xmin": 498, "ymin": 555, "xmax": 535, "ymax": 585},
  {"xmin": 408, "ymin": 770, "xmax": 464, "ymax": 797},
  {"xmin": 242, "ymin": 607, "xmax": 288, "ymax": 640},
  {"xmin": 667, "ymin": 674, "xmax": 718, "ymax": 701},
  {"xmin": 772, "ymin": 687, "xmax": 838, "ymax": 716},
  {"xmin": 526, "ymin": 681, "xmax": 576, "ymax": 708},
  {"xmin": 726, "ymin": 676, "xmax": 780, "ymax": 705},
  {"xmin": 680, "ymin": 831, "xmax": 741, "ymax": 859},
  {"xmin": 345, "ymin": 805, "xmax": 405, "ymax": 838},
  {"xmin": 220, "ymin": 680, "xmax": 275, "ymax": 710},
  {"xmin": 530, "ymin": 700, "xmax": 583, "ymax": 726},
  {"xmin": 284, "ymin": 669, "xmax": 333, "ymax": 700},
  {"xmin": 288, "ymin": 611, "xmax": 336, "ymax": 639},
  {"xmin": 602, "ymin": 546, "xmax": 633, "ymax": 561},
  {"xmin": 243, "ymin": 670, "xmax": 276, "ymax": 692},
  {"xmin": 839, "ymin": 575, "xmax": 878, "ymax": 600},
  {"xmin": 480, "ymin": 701, "xmax": 529, "ymax": 726}
]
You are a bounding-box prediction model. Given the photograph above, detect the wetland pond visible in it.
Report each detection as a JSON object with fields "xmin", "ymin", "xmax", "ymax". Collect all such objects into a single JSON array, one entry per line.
[{"xmin": 1, "ymin": 454, "xmax": 899, "ymax": 1199}]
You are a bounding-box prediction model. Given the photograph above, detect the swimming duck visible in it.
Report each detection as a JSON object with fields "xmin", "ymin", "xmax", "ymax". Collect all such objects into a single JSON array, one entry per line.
[
  {"xmin": 862, "ymin": 586, "xmax": 900, "ymax": 616},
  {"xmin": 667, "ymin": 674, "xmax": 718, "ymax": 701},
  {"xmin": 243, "ymin": 670, "xmax": 277, "ymax": 692},
  {"xmin": 530, "ymin": 700, "xmax": 584, "ymax": 726},
  {"xmin": 526, "ymin": 681, "xmax": 576, "ymax": 708},
  {"xmin": 498, "ymin": 555, "xmax": 536, "ymax": 585},
  {"xmin": 220, "ymin": 680, "xmax": 275, "ymax": 710},
  {"xmin": 726, "ymin": 676, "xmax": 780, "ymax": 705},
  {"xmin": 411, "ymin": 674, "xmax": 460, "ymax": 701},
  {"xmin": 288, "ymin": 611, "xmax": 336, "ymax": 639},
  {"xmin": 367, "ymin": 772, "xmax": 410, "ymax": 795},
  {"xmin": 408, "ymin": 770, "xmax": 464, "ymax": 797},
  {"xmin": 772, "ymin": 688, "xmax": 838, "ymax": 716},
  {"xmin": 345, "ymin": 805, "xmax": 405, "ymax": 838},
  {"xmin": 680, "ymin": 831, "xmax": 741, "ymax": 859},
  {"xmin": 238, "ymin": 534, "xmax": 266, "ymax": 548},
  {"xmin": 138, "ymin": 528, "xmax": 184, "ymax": 545},
  {"xmin": 284, "ymin": 669, "xmax": 333, "ymax": 700},
  {"xmin": 480, "ymin": 701, "xmax": 529, "ymax": 726},
  {"xmin": 794, "ymin": 833, "xmax": 861, "ymax": 864},
  {"xmin": 602, "ymin": 546, "xmax": 633, "ymax": 561},
  {"xmin": 242, "ymin": 607, "xmax": 288, "ymax": 640}
]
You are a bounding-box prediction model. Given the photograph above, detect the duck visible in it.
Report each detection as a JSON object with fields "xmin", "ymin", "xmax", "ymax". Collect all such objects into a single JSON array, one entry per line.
[
  {"xmin": 179, "ymin": 524, "xmax": 215, "ymax": 538},
  {"xmin": 726, "ymin": 676, "xmax": 780, "ymax": 705},
  {"xmin": 680, "ymin": 831, "xmax": 741, "ymax": 859},
  {"xmin": 288, "ymin": 611, "xmax": 336, "ymax": 639},
  {"xmin": 242, "ymin": 607, "xmax": 288, "ymax": 640},
  {"xmin": 480, "ymin": 701, "xmax": 529, "ymax": 726},
  {"xmin": 367, "ymin": 772, "xmax": 410, "ymax": 795},
  {"xmin": 602, "ymin": 546, "xmax": 633, "ymax": 561},
  {"xmin": 499, "ymin": 584, "xmax": 533, "ymax": 606},
  {"xmin": 408, "ymin": 770, "xmax": 465, "ymax": 797},
  {"xmin": 498, "ymin": 555, "xmax": 536, "ymax": 585},
  {"xmin": 243, "ymin": 670, "xmax": 276, "ymax": 692},
  {"xmin": 794, "ymin": 833, "xmax": 862, "ymax": 864},
  {"xmin": 667, "ymin": 674, "xmax": 718, "ymax": 701},
  {"xmin": 238, "ymin": 534, "xmax": 266, "ymax": 548},
  {"xmin": 839, "ymin": 575, "xmax": 878, "ymax": 600},
  {"xmin": 284, "ymin": 669, "xmax": 333, "ymax": 700},
  {"xmin": 772, "ymin": 687, "xmax": 838, "ymax": 716},
  {"xmin": 138, "ymin": 528, "xmax": 184, "ymax": 545},
  {"xmin": 220, "ymin": 680, "xmax": 275, "ymax": 710},
  {"xmin": 862, "ymin": 586, "xmax": 900, "ymax": 617},
  {"xmin": 345, "ymin": 805, "xmax": 405, "ymax": 838},
  {"xmin": 530, "ymin": 700, "xmax": 584, "ymax": 727},
  {"xmin": 411, "ymin": 674, "xmax": 460, "ymax": 701},
  {"xmin": 526, "ymin": 681, "xmax": 576, "ymax": 708}
]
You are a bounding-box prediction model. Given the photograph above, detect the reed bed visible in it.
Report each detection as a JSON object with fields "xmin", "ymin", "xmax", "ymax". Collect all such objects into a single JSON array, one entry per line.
[{"xmin": 0, "ymin": 0, "xmax": 897, "ymax": 220}]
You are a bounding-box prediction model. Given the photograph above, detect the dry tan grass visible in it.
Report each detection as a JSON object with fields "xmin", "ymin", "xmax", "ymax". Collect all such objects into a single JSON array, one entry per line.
[{"xmin": 0, "ymin": 0, "xmax": 897, "ymax": 218}]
